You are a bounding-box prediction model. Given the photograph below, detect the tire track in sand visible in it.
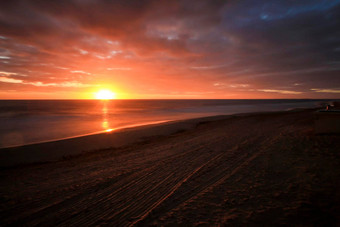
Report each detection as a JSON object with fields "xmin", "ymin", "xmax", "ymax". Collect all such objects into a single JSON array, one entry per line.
[{"xmin": 132, "ymin": 136, "xmax": 278, "ymax": 226}]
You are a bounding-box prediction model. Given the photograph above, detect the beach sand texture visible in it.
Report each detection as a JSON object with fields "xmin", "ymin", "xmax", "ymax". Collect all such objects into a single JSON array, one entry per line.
[{"xmin": 0, "ymin": 109, "xmax": 339, "ymax": 226}]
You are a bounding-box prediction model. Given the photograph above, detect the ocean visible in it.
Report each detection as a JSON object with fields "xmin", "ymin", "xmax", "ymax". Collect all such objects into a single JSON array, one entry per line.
[{"xmin": 0, "ymin": 99, "xmax": 330, "ymax": 148}]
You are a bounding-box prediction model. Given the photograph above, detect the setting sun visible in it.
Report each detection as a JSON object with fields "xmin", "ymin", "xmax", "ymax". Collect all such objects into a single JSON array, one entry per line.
[{"xmin": 95, "ymin": 89, "xmax": 116, "ymax": 100}]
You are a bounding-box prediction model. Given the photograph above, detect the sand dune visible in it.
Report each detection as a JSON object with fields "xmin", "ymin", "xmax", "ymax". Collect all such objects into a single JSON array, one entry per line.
[{"xmin": 0, "ymin": 109, "xmax": 339, "ymax": 226}]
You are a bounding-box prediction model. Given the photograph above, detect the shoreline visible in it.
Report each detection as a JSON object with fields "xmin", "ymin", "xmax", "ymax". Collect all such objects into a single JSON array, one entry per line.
[
  {"xmin": 0, "ymin": 120, "xmax": 172, "ymax": 150},
  {"xmin": 0, "ymin": 114, "xmax": 233, "ymax": 167},
  {"xmin": 0, "ymin": 99, "xmax": 332, "ymax": 149},
  {"xmin": 0, "ymin": 108, "xmax": 317, "ymax": 168}
]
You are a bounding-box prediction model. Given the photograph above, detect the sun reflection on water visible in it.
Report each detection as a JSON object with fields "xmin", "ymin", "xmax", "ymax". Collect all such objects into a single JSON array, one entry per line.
[
  {"xmin": 101, "ymin": 101, "xmax": 113, "ymax": 132},
  {"xmin": 102, "ymin": 119, "xmax": 109, "ymax": 129}
]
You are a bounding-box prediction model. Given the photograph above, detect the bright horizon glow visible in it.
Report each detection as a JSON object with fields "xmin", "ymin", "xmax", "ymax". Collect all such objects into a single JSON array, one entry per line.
[{"xmin": 95, "ymin": 89, "xmax": 116, "ymax": 100}]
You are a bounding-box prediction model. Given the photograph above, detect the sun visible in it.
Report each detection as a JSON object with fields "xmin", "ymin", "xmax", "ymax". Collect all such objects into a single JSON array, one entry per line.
[{"xmin": 95, "ymin": 89, "xmax": 116, "ymax": 100}]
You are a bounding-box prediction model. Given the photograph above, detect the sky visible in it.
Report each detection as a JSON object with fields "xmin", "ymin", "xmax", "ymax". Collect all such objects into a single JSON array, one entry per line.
[{"xmin": 0, "ymin": 0, "xmax": 339, "ymax": 99}]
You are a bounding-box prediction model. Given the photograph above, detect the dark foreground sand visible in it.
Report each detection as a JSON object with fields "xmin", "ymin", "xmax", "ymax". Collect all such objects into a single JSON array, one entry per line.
[{"xmin": 0, "ymin": 109, "xmax": 339, "ymax": 226}]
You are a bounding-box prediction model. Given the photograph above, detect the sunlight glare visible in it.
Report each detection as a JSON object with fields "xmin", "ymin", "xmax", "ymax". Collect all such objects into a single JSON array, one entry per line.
[{"xmin": 95, "ymin": 89, "xmax": 116, "ymax": 100}]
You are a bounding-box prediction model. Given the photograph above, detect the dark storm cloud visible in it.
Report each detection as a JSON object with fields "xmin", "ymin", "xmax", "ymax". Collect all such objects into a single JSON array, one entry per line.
[
  {"xmin": 187, "ymin": 0, "xmax": 340, "ymax": 94},
  {"xmin": 0, "ymin": 0, "xmax": 339, "ymax": 97},
  {"xmin": 223, "ymin": 1, "xmax": 340, "ymax": 68}
]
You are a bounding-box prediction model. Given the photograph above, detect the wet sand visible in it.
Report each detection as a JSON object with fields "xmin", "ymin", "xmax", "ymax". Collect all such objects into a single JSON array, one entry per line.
[{"xmin": 0, "ymin": 109, "xmax": 339, "ymax": 226}]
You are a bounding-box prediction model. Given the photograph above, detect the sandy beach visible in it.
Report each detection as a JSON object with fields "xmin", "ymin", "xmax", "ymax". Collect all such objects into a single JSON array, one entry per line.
[{"xmin": 0, "ymin": 109, "xmax": 339, "ymax": 226}]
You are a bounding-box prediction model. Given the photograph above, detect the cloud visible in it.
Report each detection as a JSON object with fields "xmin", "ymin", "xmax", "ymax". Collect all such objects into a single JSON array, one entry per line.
[
  {"xmin": 0, "ymin": 0, "xmax": 339, "ymax": 98},
  {"xmin": 70, "ymin": 70, "xmax": 92, "ymax": 75},
  {"xmin": 0, "ymin": 56, "xmax": 11, "ymax": 59},
  {"xmin": 0, "ymin": 76, "xmax": 91, "ymax": 88},
  {"xmin": 311, "ymin": 88, "xmax": 340, "ymax": 93},
  {"xmin": 0, "ymin": 71, "xmax": 26, "ymax": 77},
  {"xmin": 213, "ymin": 82, "xmax": 249, "ymax": 89},
  {"xmin": 257, "ymin": 89, "xmax": 302, "ymax": 95},
  {"xmin": 191, "ymin": 64, "xmax": 229, "ymax": 70},
  {"xmin": 107, "ymin": 67, "xmax": 132, "ymax": 71},
  {"xmin": 27, "ymin": 81, "xmax": 92, "ymax": 88},
  {"xmin": 0, "ymin": 76, "xmax": 23, "ymax": 84}
]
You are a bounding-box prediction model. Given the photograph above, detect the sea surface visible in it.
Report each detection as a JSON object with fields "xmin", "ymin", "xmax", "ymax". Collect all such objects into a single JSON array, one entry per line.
[{"xmin": 0, "ymin": 99, "xmax": 331, "ymax": 148}]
